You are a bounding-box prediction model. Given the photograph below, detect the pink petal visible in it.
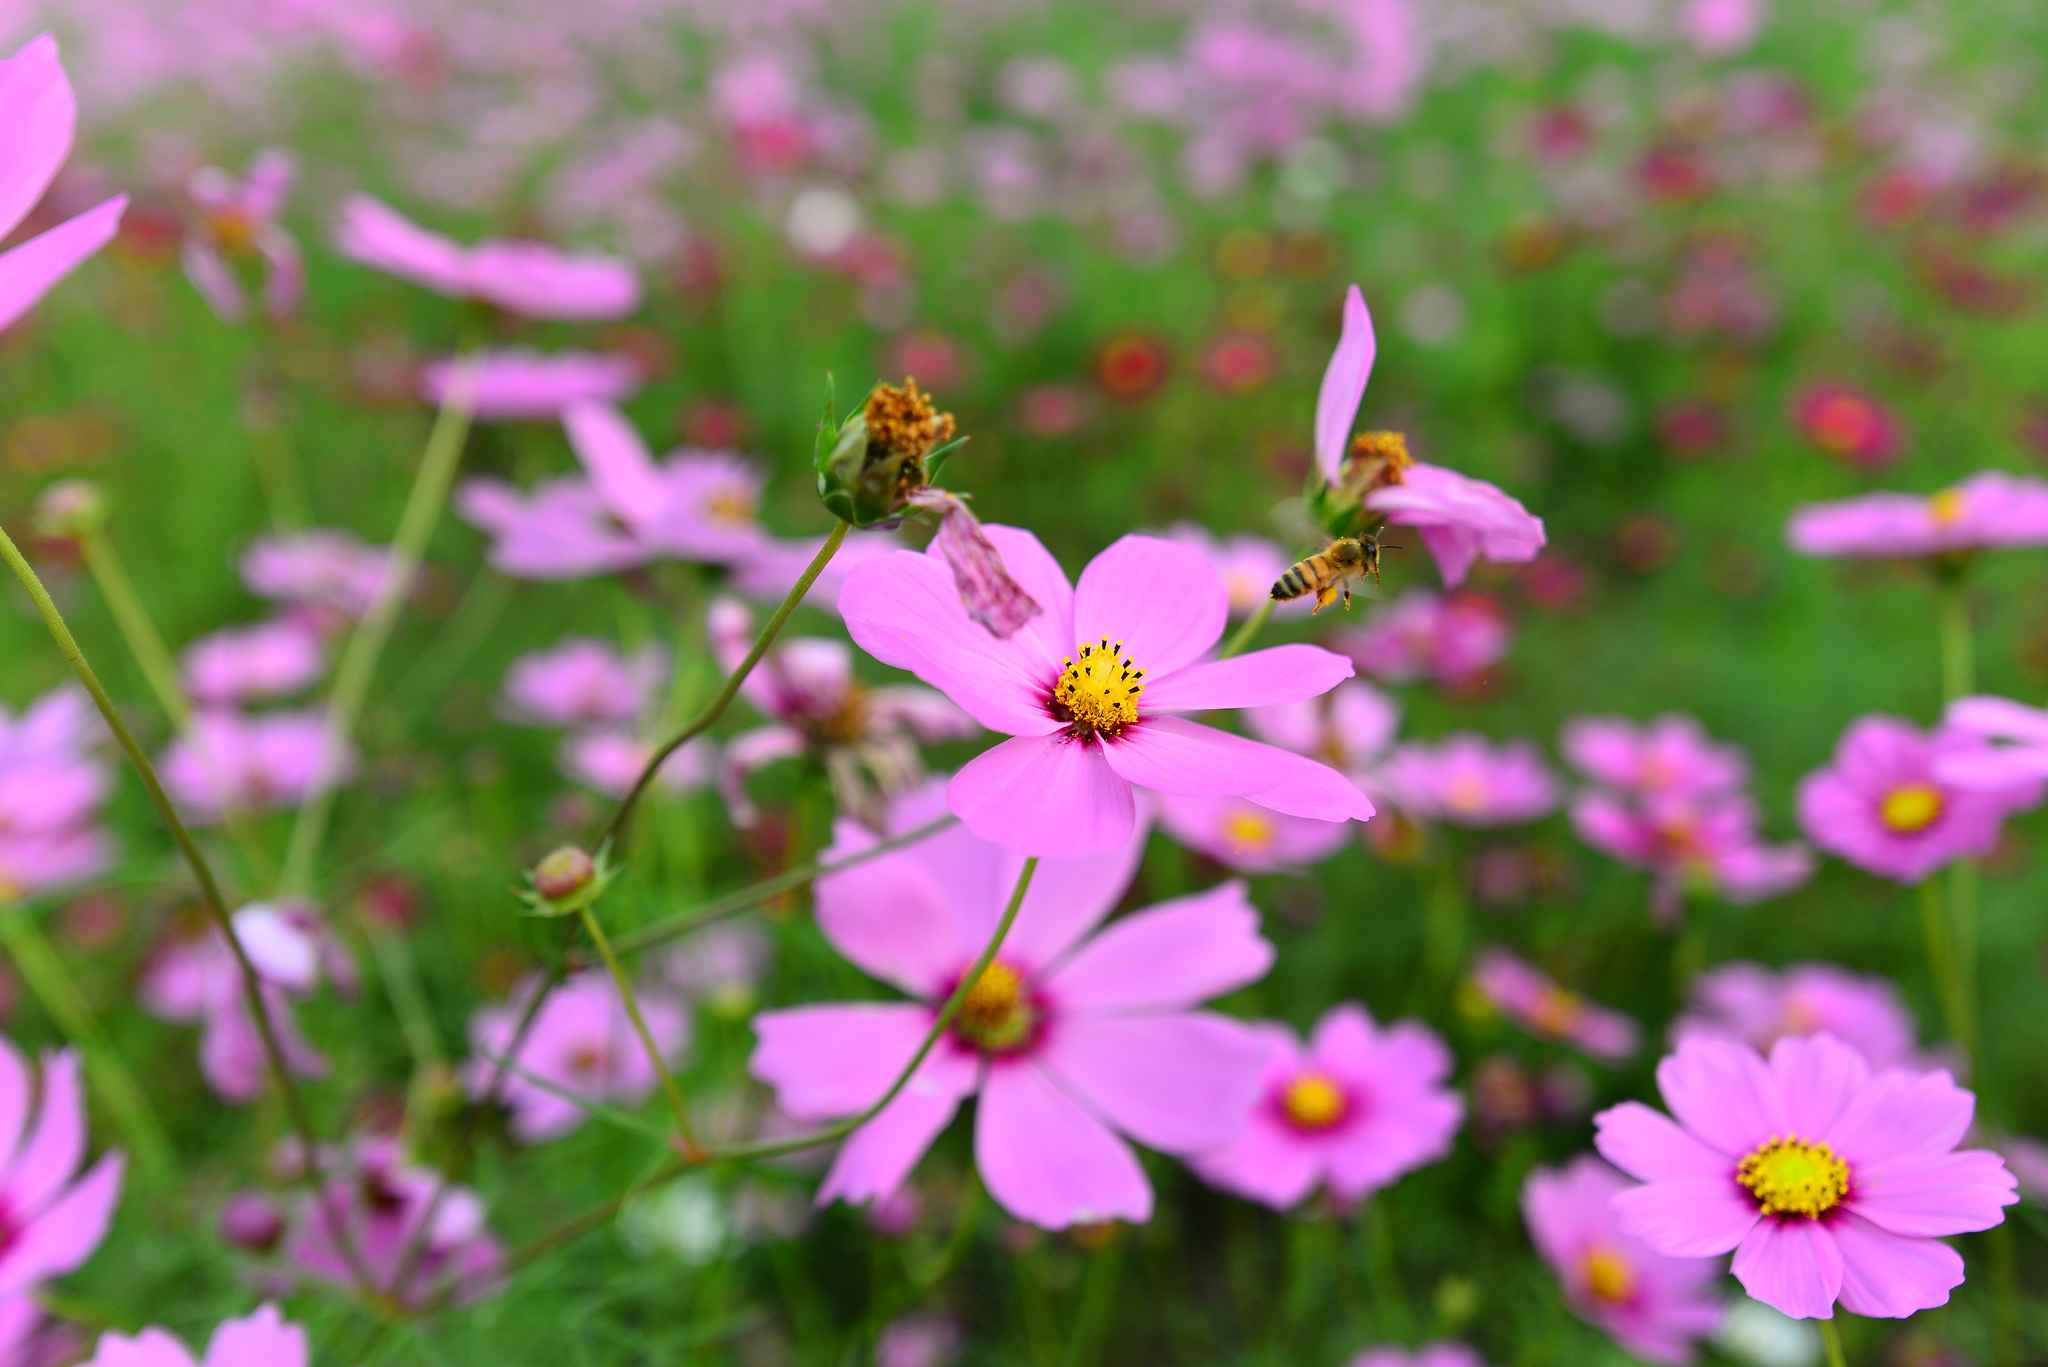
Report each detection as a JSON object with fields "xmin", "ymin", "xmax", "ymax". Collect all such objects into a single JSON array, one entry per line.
[
  {"xmin": 1103, "ymin": 717, "xmax": 1374, "ymax": 821},
  {"xmin": 0, "ymin": 1039, "xmax": 28, "ymax": 1175},
  {"xmin": 973, "ymin": 526, "xmax": 1075, "ymax": 681},
  {"xmin": 8, "ymin": 1051, "xmax": 82, "ymax": 1214},
  {"xmin": 331, "ymin": 195, "xmax": 470, "ymax": 295},
  {"xmin": 1824, "ymin": 1067, "xmax": 1973, "ymax": 1166},
  {"xmin": 1730, "ymin": 1219, "xmax": 1844, "ymax": 1320},
  {"xmin": 1594, "ymin": 1102, "xmax": 1730, "ymax": 1183},
  {"xmin": 1313, "ymin": 284, "xmax": 1376, "ymax": 484},
  {"xmin": 1847, "ymin": 1150, "xmax": 2016, "ymax": 1237},
  {"xmin": 1415, "ymin": 523, "xmax": 1482, "ymax": 589},
  {"xmin": 1611, "ymin": 1178, "xmax": 1761, "ymax": 1257},
  {"xmin": 813, "ymin": 834, "xmax": 972, "ymax": 998},
  {"xmin": 974, "ymin": 1060, "xmax": 1152, "ymax": 1228},
  {"xmin": 748, "ymin": 1004, "xmax": 933, "ymax": 1119},
  {"xmin": 0, "ymin": 1150, "xmax": 121, "ymax": 1296},
  {"xmin": 1037, "ymin": 1011, "xmax": 1269, "ymax": 1153},
  {"xmin": 1768, "ymin": 1034, "xmax": 1869, "ymax": 1140},
  {"xmin": 563, "ymin": 402, "xmax": 666, "ymax": 533},
  {"xmin": 77, "ymin": 1327, "xmax": 192, "ymax": 1367},
  {"xmin": 1829, "ymin": 1213, "xmax": 1963, "ymax": 1318},
  {"xmin": 1046, "ymin": 881, "xmax": 1273, "ymax": 1012},
  {"xmin": 1142, "ymin": 645, "xmax": 1356, "ymax": 714},
  {"xmin": 993, "ymin": 833, "xmax": 1149, "ymax": 977},
  {"xmin": 0, "ymin": 194, "xmax": 125, "ymax": 334},
  {"xmin": 948, "ymin": 734, "xmax": 1136, "ymax": 857},
  {"xmin": 1655, "ymin": 1037, "xmax": 1783, "ymax": 1157},
  {"xmin": 1943, "ymin": 695, "xmax": 2048, "ymax": 744},
  {"xmin": 839, "ymin": 550, "xmax": 1059, "ymax": 736},
  {"xmin": 1189, "ymin": 1110, "xmax": 1323, "ymax": 1209},
  {"xmin": 1072, "ymin": 536, "xmax": 1227, "ymax": 679},
  {"xmin": 203, "ymin": 1304, "xmax": 307, "ymax": 1367},
  {"xmin": 0, "ymin": 36, "xmax": 75, "ymax": 241},
  {"xmin": 815, "ymin": 1047, "xmax": 980, "ymax": 1208}
]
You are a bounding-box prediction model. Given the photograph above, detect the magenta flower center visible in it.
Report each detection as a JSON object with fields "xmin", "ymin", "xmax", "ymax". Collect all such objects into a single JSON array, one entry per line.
[
  {"xmin": 952, "ymin": 961, "xmax": 1039, "ymax": 1054},
  {"xmin": 1879, "ymin": 782, "xmax": 1944, "ymax": 834},
  {"xmin": 1580, "ymin": 1246, "xmax": 1635, "ymax": 1304},
  {"xmin": 1050, "ymin": 638, "xmax": 1145, "ymax": 740},
  {"xmin": 1279, "ymin": 1072, "xmax": 1347, "ymax": 1130},
  {"xmin": 1737, "ymin": 1135, "xmax": 1849, "ymax": 1218}
]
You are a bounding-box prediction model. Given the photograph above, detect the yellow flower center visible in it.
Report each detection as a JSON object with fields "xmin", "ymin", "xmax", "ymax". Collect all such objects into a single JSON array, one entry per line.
[
  {"xmin": 705, "ymin": 489, "xmax": 759, "ymax": 525},
  {"xmin": 1530, "ymin": 985, "xmax": 1586, "ymax": 1036},
  {"xmin": 209, "ymin": 209, "xmax": 257, "ymax": 254},
  {"xmin": 1446, "ymin": 775, "xmax": 1489, "ymax": 814},
  {"xmin": 1222, "ymin": 810, "xmax": 1276, "ymax": 854},
  {"xmin": 1053, "ymin": 638, "xmax": 1145, "ymax": 740},
  {"xmin": 953, "ymin": 962, "xmax": 1037, "ymax": 1053},
  {"xmin": 1582, "ymin": 1247, "xmax": 1636, "ymax": 1304},
  {"xmin": 1880, "ymin": 783, "xmax": 1944, "ymax": 834},
  {"xmin": 1928, "ymin": 487, "xmax": 1968, "ymax": 526},
  {"xmin": 1738, "ymin": 1135, "xmax": 1849, "ymax": 1218},
  {"xmin": 1280, "ymin": 1073, "xmax": 1348, "ymax": 1130}
]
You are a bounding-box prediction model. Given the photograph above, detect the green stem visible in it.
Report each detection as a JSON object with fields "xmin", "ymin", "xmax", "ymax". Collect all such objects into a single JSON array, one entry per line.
[
  {"xmin": 575, "ymin": 901, "xmax": 699, "ymax": 1155},
  {"xmin": 247, "ymin": 409, "xmax": 311, "ymax": 533},
  {"xmin": 363, "ymin": 925, "xmax": 445, "ymax": 1145},
  {"xmin": 0, "ymin": 907, "xmax": 173, "ymax": 1188},
  {"xmin": 279, "ymin": 365, "xmax": 477, "ymax": 898},
  {"xmin": 1423, "ymin": 845, "xmax": 1466, "ymax": 992},
  {"xmin": 1220, "ymin": 599, "xmax": 1273, "ymax": 660},
  {"xmin": 1819, "ymin": 1316, "xmax": 1848, "ymax": 1367},
  {"xmin": 596, "ymin": 520, "xmax": 850, "ymax": 852},
  {"xmin": 1917, "ymin": 878, "xmax": 1973, "ymax": 1066},
  {"xmin": 1936, "ymin": 578, "xmax": 1973, "ymax": 704}
]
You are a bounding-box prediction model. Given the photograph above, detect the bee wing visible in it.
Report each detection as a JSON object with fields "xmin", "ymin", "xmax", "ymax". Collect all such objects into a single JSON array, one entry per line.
[{"xmin": 1267, "ymin": 497, "xmax": 1325, "ymax": 551}]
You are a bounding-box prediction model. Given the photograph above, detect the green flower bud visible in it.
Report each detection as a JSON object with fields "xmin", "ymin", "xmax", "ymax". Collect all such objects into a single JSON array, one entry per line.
[
  {"xmin": 814, "ymin": 376, "xmax": 957, "ymax": 528},
  {"xmin": 32, "ymin": 480, "xmax": 108, "ymax": 540}
]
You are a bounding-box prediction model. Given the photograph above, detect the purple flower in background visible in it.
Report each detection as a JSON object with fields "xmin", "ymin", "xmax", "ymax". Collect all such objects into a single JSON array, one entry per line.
[
  {"xmin": 334, "ymin": 194, "xmax": 639, "ymax": 319},
  {"xmin": 421, "ymin": 349, "xmax": 642, "ymax": 420},
  {"xmin": 1380, "ymin": 734, "xmax": 1561, "ymax": 826},
  {"xmin": 500, "ymin": 638, "xmax": 666, "ymax": 729},
  {"xmin": 1786, "ymin": 472, "xmax": 2048, "ymax": 559},
  {"xmin": 239, "ymin": 530, "xmax": 395, "ymax": 629},
  {"xmin": 181, "ymin": 148, "xmax": 301, "ymax": 323},
  {"xmin": 181, "ymin": 618, "xmax": 325, "ymax": 705},
  {"xmin": 1682, "ymin": 0, "xmax": 1766, "ymax": 56},
  {"xmin": 159, "ymin": 710, "xmax": 356, "ymax": 825},
  {"xmin": 1572, "ymin": 790, "xmax": 1813, "ymax": 923},
  {"xmin": 1934, "ymin": 695, "xmax": 2048, "ymax": 789},
  {"xmin": 1347, "ymin": 1344, "xmax": 1490, "ymax": 1367},
  {"xmin": 456, "ymin": 476, "xmax": 653, "ymax": 581},
  {"xmin": 1156, "ymin": 790, "xmax": 1354, "ymax": 873},
  {"xmin": 80, "ymin": 1304, "xmax": 306, "ymax": 1367},
  {"xmin": 839, "ymin": 529, "xmax": 1370, "ymax": 856},
  {"xmin": 563, "ymin": 403, "xmax": 770, "ymax": 565},
  {"xmin": 1163, "ymin": 524, "xmax": 1305, "ymax": 619},
  {"xmin": 1333, "ymin": 589, "xmax": 1512, "ymax": 688},
  {"xmin": 0, "ymin": 36, "xmax": 128, "ymax": 335},
  {"xmin": 873, "ymin": 1314, "xmax": 963, "ymax": 1367},
  {"xmin": 750, "ymin": 783, "xmax": 1271, "ymax": 1228},
  {"xmin": 1675, "ymin": 963, "xmax": 1919, "ymax": 1070},
  {"xmin": 1522, "ymin": 1156, "xmax": 1724, "ymax": 1365},
  {"xmin": 663, "ymin": 922, "xmax": 773, "ymax": 1017},
  {"xmin": 1472, "ymin": 949, "xmax": 1640, "ymax": 1062},
  {"xmin": 1796, "ymin": 716, "xmax": 2043, "ymax": 883},
  {"xmin": 0, "ymin": 1040, "xmax": 124, "ymax": 1295},
  {"xmin": 1594, "ymin": 1034, "xmax": 2016, "ymax": 1320},
  {"xmin": 1561, "ymin": 715, "xmax": 1750, "ymax": 799},
  {"xmin": 465, "ymin": 970, "xmax": 689, "ymax": 1144},
  {"xmin": 1190, "ymin": 1004, "xmax": 1462, "ymax": 1208},
  {"xmin": 0, "ymin": 686, "xmax": 112, "ymax": 903},
  {"xmin": 559, "ymin": 731, "xmax": 711, "ymax": 800}
]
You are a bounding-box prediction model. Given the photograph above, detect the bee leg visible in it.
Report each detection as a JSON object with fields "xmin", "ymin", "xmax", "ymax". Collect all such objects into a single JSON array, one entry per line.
[{"xmin": 1313, "ymin": 584, "xmax": 1340, "ymax": 614}]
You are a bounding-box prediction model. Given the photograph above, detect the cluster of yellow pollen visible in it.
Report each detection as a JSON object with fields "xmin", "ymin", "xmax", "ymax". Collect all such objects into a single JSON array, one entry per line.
[
  {"xmin": 1581, "ymin": 1247, "xmax": 1636, "ymax": 1304},
  {"xmin": 1053, "ymin": 638, "xmax": 1144, "ymax": 739},
  {"xmin": 1880, "ymin": 782, "xmax": 1944, "ymax": 834},
  {"xmin": 1346, "ymin": 430, "xmax": 1413, "ymax": 490},
  {"xmin": 864, "ymin": 377, "xmax": 957, "ymax": 462},
  {"xmin": 705, "ymin": 486, "xmax": 759, "ymax": 525},
  {"xmin": 1737, "ymin": 1135, "xmax": 1850, "ymax": 1218},
  {"xmin": 1445, "ymin": 774, "xmax": 1491, "ymax": 816},
  {"xmin": 954, "ymin": 961, "xmax": 1037, "ymax": 1053},
  {"xmin": 1221, "ymin": 809, "xmax": 1277, "ymax": 854},
  {"xmin": 1280, "ymin": 1073, "xmax": 1348, "ymax": 1130},
  {"xmin": 1928, "ymin": 487, "xmax": 1968, "ymax": 526}
]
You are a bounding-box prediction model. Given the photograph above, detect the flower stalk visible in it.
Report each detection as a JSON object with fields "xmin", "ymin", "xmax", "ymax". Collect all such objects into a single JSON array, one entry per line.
[
  {"xmin": 574, "ymin": 899, "xmax": 700, "ymax": 1155},
  {"xmin": 1220, "ymin": 599, "xmax": 1273, "ymax": 660},
  {"xmin": 1819, "ymin": 1317, "xmax": 1848, "ymax": 1367}
]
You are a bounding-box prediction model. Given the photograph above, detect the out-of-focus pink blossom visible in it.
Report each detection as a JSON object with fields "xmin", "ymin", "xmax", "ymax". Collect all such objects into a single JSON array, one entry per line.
[
  {"xmin": 1472, "ymin": 949, "xmax": 1640, "ymax": 1062},
  {"xmin": 1786, "ymin": 471, "xmax": 2048, "ymax": 559},
  {"xmin": 421, "ymin": 350, "xmax": 642, "ymax": 420},
  {"xmin": 1682, "ymin": 0, "xmax": 1766, "ymax": 57},
  {"xmin": 1367, "ymin": 465, "xmax": 1547, "ymax": 588},
  {"xmin": 465, "ymin": 970, "xmax": 689, "ymax": 1144},
  {"xmin": 1561, "ymin": 715, "xmax": 1749, "ymax": 799},
  {"xmin": 334, "ymin": 194, "xmax": 639, "ymax": 319},
  {"xmin": 181, "ymin": 148, "xmax": 301, "ymax": 323},
  {"xmin": 455, "ymin": 476, "xmax": 653, "ymax": 581},
  {"xmin": 728, "ymin": 529, "xmax": 903, "ymax": 609},
  {"xmin": 0, "ymin": 37, "xmax": 128, "ymax": 336},
  {"xmin": 1346, "ymin": 1344, "xmax": 1490, "ymax": 1367},
  {"xmin": 1157, "ymin": 791, "xmax": 1353, "ymax": 873},
  {"xmin": 240, "ymin": 530, "xmax": 396, "ymax": 628},
  {"xmin": 80, "ymin": 1304, "xmax": 305, "ymax": 1367},
  {"xmin": 1796, "ymin": 716, "xmax": 2043, "ymax": 884},
  {"xmin": 1572, "ymin": 789, "xmax": 1813, "ymax": 922},
  {"xmin": 1162, "ymin": 524, "xmax": 1304, "ymax": 620},
  {"xmin": 1791, "ymin": 381, "xmax": 1902, "ymax": 469},
  {"xmin": 663, "ymin": 922, "xmax": 772, "ymax": 1016},
  {"xmin": 217, "ymin": 1190, "xmax": 285, "ymax": 1253},
  {"xmin": 0, "ymin": 1038, "xmax": 124, "ymax": 1295},
  {"xmin": 0, "ymin": 686, "xmax": 112, "ymax": 902},
  {"xmin": 2000, "ymin": 1135, "xmax": 2048, "ymax": 1201},
  {"xmin": 563, "ymin": 402, "xmax": 770, "ymax": 565},
  {"xmin": 1380, "ymin": 734, "xmax": 1561, "ymax": 826},
  {"xmin": 1333, "ymin": 589, "xmax": 1511, "ymax": 687},
  {"xmin": 1191, "ymin": 1003, "xmax": 1461, "ymax": 1207},
  {"xmin": 181, "ymin": 618, "xmax": 324, "ymax": 705},
  {"xmin": 1246, "ymin": 680, "xmax": 1401, "ymax": 782},
  {"xmin": 500, "ymin": 638, "xmax": 666, "ymax": 729},
  {"xmin": 1675, "ymin": 962, "xmax": 1918, "ymax": 1070},
  {"xmin": 160, "ymin": 710, "xmax": 356, "ymax": 825},
  {"xmin": 560, "ymin": 730, "xmax": 711, "ymax": 800},
  {"xmin": 873, "ymin": 1314, "xmax": 963, "ymax": 1367},
  {"xmin": 1936, "ymin": 695, "xmax": 2048, "ymax": 789}
]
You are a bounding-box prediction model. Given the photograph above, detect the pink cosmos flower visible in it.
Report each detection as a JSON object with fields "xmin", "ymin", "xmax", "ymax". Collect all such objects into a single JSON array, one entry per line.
[
  {"xmin": 281, "ymin": 1135, "xmax": 505, "ymax": 1309},
  {"xmin": 1380, "ymin": 734, "xmax": 1561, "ymax": 826},
  {"xmin": 455, "ymin": 475, "xmax": 652, "ymax": 581},
  {"xmin": 1156, "ymin": 791, "xmax": 1352, "ymax": 873},
  {"xmin": 333, "ymin": 194, "xmax": 639, "ymax": 319},
  {"xmin": 1561, "ymin": 715, "xmax": 1750, "ymax": 799},
  {"xmin": 874, "ymin": 1314, "xmax": 963, "ymax": 1367},
  {"xmin": 1999, "ymin": 1136, "xmax": 2048, "ymax": 1202},
  {"xmin": 1936, "ymin": 695, "xmax": 2048, "ymax": 789},
  {"xmin": 80, "ymin": 1304, "xmax": 305, "ymax": 1367},
  {"xmin": 159, "ymin": 710, "xmax": 356, "ymax": 825},
  {"xmin": 563, "ymin": 403, "xmax": 769, "ymax": 565},
  {"xmin": 181, "ymin": 148, "xmax": 301, "ymax": 324},
  {"xmin": 1162, "ymin": 523, "xmax": 1305, "ymax": 619},
  {"xmin": 708, "ymin": 596, "xmax": 975, "ymax": 827},
  {"xmin": 1791, "ymin": 381, "xmax": 1902, "ymax": 470},
  {"xmin": 500, "ymin": 638, "xmax": 666, "ymax": 729},
  {"xmin": 1473, "ymin": 949, "xmax": 1640, "ymax": 1062},
  {"xmin": 728, "ymin": 529, "xmax": 904, "ymax": 609},
  {"xmin": 1675, "ymin": 963, "xmax": 1918, "ymax": 1071},
  {"xmin": 1593, "ymin": 1033, "xmax": 2017, "ymax": 1320},
  {"xmin": 181, "ymin": 618, "xmax": 324, "ymax": 705},
  {"xmin": 838, "ymin": 528, "xmax": 1371, "ymax": 857},
  {"xmin": 1786, "ymin": 471, "xmax": 2048, "ymax": 560},
  {"xmin": 420, "ymin": 349, "xmax": 642, "ymax": 421},
  {"xmin": 1522, "ymin": 1155, "xmax": 1724, "ymax": 1365},
  {"xmin": 750, "ymin": 782, "xmax": 1272, "ymax": 1228},
  {"xmin": 0, "ymin": 1039, "xmax": 124, "ymax": 1296},
  {"xmin": 1795, "ymin": 716, "xmax": 2044, "ymax": 884},
  {"xmin": 465, "ymin": 970, "xmax": 689, "ymax": 1144},
  {"xmin": 1346, "ymin": 1344, "xmax": 1490, "ymax": 1367},
  {"xmin": 560, "ymin": 731, "xmax": 711, "ymax": 800},
  {"xmin": 1332, "ymin": 588, "xmax": 1511, "ymax": 688},
  {"xmin": 1682, "ymin": 0, "xmax": 1765, "ymax": 57},
  {"xmin": 0, "ymin": 686, "xmax": 112, "ymax": 901},
  {"xmin": 663, "ymin": 922, "xmax": 772, "ymax": 1017},
  {"xmin": 0, "ymin": 37, "xmax": 128, "ymax": 336},
  {"xmin": 1245, "ymin": 680, "xmax": 1401, "ymax": 781},
  {"xmin": 1572, "ymin": 790, "xmax": 1814, "ymax": 923},
  {"xmin": 239, "ymin": 530, "xmax": 395, "ymax": 628},
  {"xmin": 1315, "ymin": 285, "xmax": 1380, "ymax": 486},
  {"xmin": 1190, "ymin": 1003, "xmax": 1461, "ymax": 1208}
]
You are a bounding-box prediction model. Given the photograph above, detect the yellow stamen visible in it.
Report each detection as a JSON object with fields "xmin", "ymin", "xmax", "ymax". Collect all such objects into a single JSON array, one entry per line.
[
  {"xmin": 1280, "ymin": 1073, "xmax": 1347, "ymax": 1130},
  {"xmin": 1530, "ymin": 985, "xmax": 1586, "ymax": 1037},
  {"xmin": 1446, "ymin": 774, "xmax": 1490, "ymax": 815},
  {"xmin": 705, "ymin": 489, "xmax": 758, "ymax": 525},
  {"xmin": 1879, "ymin": 783, "xmax": 1944, "ymax": 834},
  {"xmin": 954, "ymin": 961, "xmax": 1036, "ymax": 1053},
  {"xmin": 1221, "ymin": 810, "xmax": 1276, "ymax": 854},
  {"xmin": 864, "ymin": 378, "xmax": 956, "ymax": 463},
  {"xmin": 1582, "ymin": 1247, "xmax": 1636, "ymax": 1303},
  {"xmin": 1738, "ymin": 1135, "xmax": 1849, "ymax": 1218},
  {"xmin": 1928, "ymin": 487, "xmax": 1968, "ymax": 527},
  {"xmin": 1053, "ymin": 638, "xmax": 1144, "ymax": 739}
]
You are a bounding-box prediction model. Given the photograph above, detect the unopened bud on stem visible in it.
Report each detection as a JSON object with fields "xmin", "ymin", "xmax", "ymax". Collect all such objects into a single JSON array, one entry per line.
[
  {"xmin": 33, "ymin": 480, "xmax": 108, "ymax": 540},
  {"xmin": 533, "ymin": 846, "xmax": 595, "ymax": 903},
  {"xmin": 816, "ymin": 376, "xmax": 959, "ymax": 528}
]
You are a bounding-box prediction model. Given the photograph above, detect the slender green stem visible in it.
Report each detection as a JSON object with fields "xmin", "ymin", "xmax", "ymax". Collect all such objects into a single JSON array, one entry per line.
[
  {"xmin": 247, "ymin": 409, "xmax": 311, "ymax": 533},
  {"xmin": 1220, "ymin": 599, "xmax": 1273, "ymax": 659},
  {"xmin": 612, "ymin": 815, "xmax": 957, "ymax": 957},
  {"xmin": 1819, "ymin": 1317, "xmax": 1848, "ymax": 1367},
  {"xmin": 575, "ymin": 901, "xmax": 699, "ymax": 1154},
  {"xmin": 0, "ymin": 907, "xmax": 173, "ymax": 1188},
  {"xmin": 0, "ymin": 523, "xmax": 372, "ymax": 1290},
  {"xmin": 503, "ymin": 857, "xmax": 1041, "ymax": 1276},
  {"xmin": 596, "ymin": 520, "xmax": 850, "ymax": 852},
  {"xmin": 1936, "ymin": 578, "xmax": 1973, "ymax": 704},
  {"xmin": 280, "ymin": 366, "xmax": 477, "ymax": 898},
  {"xmin": 363, "ymin": 925, "xmax": 445, "ymax": 1145},
  {"xmin": 1917, "ymin": 878, "xmax": 1972, "ymax": 1065},
  {"xmin": 1423, "ymin": 843, "xmax": 1466, "ymax": 991}
]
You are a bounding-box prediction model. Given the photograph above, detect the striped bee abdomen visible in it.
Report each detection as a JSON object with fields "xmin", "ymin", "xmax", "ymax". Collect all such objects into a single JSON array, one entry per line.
[{"xmin": 1271, "ymin": 561, "xmax": 1319, "ymax": 601}]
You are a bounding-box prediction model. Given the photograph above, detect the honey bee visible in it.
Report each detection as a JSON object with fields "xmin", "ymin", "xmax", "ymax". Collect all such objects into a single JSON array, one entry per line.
[{"xmin": 1269, "ymin": 531, "xmax": 1400, "ymax": 613}]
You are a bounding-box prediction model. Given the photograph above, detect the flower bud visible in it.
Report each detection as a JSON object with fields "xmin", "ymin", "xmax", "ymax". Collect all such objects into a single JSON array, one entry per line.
[
  {"xmin": 815, "ymin": 377, "xmax": 957, "ymax": 528},
  {"xmin": 218, "ymin": 1190, "xmax": 285, "ymax": 1254},
  {"xmin": 1307, "ymin": 430, "xmax": 1411, "ymax": 538},
  {"xmin": 32, "ymin": 479, "xmax": 108, "ymax": 540},
  {"xmin": 533, "ymin": 846, "xmax": 595, "ymax": 903}
]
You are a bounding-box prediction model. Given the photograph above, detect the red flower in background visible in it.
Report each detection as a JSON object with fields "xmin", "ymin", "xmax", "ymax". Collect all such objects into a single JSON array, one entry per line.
[
  {"xmin": 1198, "ymin": 329, "xmax": 1275, "ymax": 394},
  {"xmin": 1093, "ymin": 332, "xmax": 1173, "ymax": 403},
  {"xmin": 1792, "ymin": 380, "xmax": 1903, "ymax": 469}
]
